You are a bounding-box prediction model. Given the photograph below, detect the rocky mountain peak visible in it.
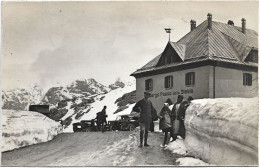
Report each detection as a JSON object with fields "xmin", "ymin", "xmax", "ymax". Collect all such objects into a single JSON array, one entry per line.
[
  {"xmin": 42, "ymin": 78, "xmax": 110, "ymax": 107},
  {"xmin": 2, "ymin": 85, "xmax": 44, "ymax": 110},
  {"xmin": 86, "ymin": 78, "xmax": 97, "ymax": 84},
  {"xmin": 109, "ymin": 79, "xmax": 125, "ymax": 90}
]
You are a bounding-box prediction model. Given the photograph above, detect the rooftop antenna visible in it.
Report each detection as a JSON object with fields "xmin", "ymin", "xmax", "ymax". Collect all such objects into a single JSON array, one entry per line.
[{"xmin": 164, "ymin": 28, "xmax": 172, "ymax": 41}]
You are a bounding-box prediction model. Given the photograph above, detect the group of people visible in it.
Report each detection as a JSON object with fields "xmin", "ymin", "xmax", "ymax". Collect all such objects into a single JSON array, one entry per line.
[
  {"xmin": 132, "ymin": 92, "xmax": 193, "ymax": 148},
  {"xmin": 159, "ymin": 95, "xmax": 193, "ymax": 147}
]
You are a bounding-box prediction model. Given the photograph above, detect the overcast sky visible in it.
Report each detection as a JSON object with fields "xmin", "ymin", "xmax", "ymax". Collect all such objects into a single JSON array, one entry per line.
[{"xmin": 2, "ymin": 1, "xmax": 258, "ymax": 90}]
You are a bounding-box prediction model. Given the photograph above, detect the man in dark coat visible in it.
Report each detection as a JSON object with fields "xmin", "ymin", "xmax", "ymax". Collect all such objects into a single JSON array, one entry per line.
[
  {"xmin": 179, "ymin": 96, "xmax": 193, "ymax": 139},
  {"xmin": 100, "ymin": 106, "xmax": 107, "ymax": 132},
  {"xmin": 170, "ymin": 95, "xmax": 186, "ymax": 141},
  {"xmin": 132, "ymin": 92, "xmax": 157, "ymax": 147}
]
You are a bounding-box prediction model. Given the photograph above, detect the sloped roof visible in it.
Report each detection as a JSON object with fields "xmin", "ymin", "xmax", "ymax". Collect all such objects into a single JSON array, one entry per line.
[
  {"xmin": 223, "ymin": 34, "xmax": 252, "ymax": 61},
  {"xmin": 131, "ymin": 20, "xmax": 258, "ymax": 76},
  {"xmin": 140, "ymin": 54, "xmax": 161, "ymax": 69},
  {"xmin": 169, "ymin": 42, "xmax": 186, "ymax": 61}
]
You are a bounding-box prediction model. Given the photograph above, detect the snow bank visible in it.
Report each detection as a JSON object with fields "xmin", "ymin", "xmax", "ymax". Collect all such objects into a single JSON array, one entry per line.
[
  {"xmin": 2, "ymin": 110, "xmax": 63, "ymax": 152},
  {"xmin": 165, "ymin": 139, "xmax": 188, "ymax": 156},
  {"xmin": 185, "ymin": 97, "xmax": 258, "ymax": 166},
  {"xmin": 176, "ymin": 157, "xmax": 209, "ymax": 166},
  {"xmin": 165, "ymin": 138, "xmax": 210, "ymax": 165}
]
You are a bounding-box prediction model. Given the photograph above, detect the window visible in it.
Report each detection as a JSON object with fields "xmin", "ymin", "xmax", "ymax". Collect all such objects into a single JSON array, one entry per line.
[
  {"xmin": 165, "ymin": 76, "xmax": 173, "ymax": 88},
  {"xmin": 245, "ymin": 50, "xmax": 258, "ymax": 63},
  {"xmin": 243, "ymin": 73, "xmax": 252, "ymax": 86},
  {"xmin": 164, "ymin": 55, "xmax": 180, "ymax": 65},
  {"xmin": 185, "ymin": 72, "xmax": 195, "ymax": 86},
  {"xmin": 145, "ymin": 79, "xmax": 153, "ymax": 91}
]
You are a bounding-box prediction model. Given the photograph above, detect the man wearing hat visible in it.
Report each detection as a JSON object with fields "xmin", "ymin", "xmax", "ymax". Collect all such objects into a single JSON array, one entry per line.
[
  {"xmin": 132, "ymin": 92, "xmax": 157, "ymax": 147},
  {"xmin": 170, "ymin": 95, "xmax": 186, "ymax": 141}
]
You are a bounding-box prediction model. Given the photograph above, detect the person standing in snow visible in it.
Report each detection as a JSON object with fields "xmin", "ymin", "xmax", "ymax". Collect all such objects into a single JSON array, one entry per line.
[
  {"xmin": 170, "ymin": 95, "xmax": 186, "ymax": 141},
  {"xmin": 100, "ymin": 106, "xmax": 107, "ymax": 132},
  {"xmin": 159, "ymin": 103, "xmax": 173, "ymax": 147},
  {"xmin": 183, "ymin": 96, "xmax": 193, "ymax": 109},
  {"xmin": 132, "ymin": 92, "xmax": 157, "ymax": 147},
  {"xmin": 179, "ymin": 96, "xmax": 193, "ymax": 139}
]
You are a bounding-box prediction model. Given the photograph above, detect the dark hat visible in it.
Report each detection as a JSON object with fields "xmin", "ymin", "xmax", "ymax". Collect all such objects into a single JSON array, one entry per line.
[
  {"xmin": 187, "ymin": 96, "xmax": 193, "ymax": 101},
  {"xmin": 144, "ymin": 92, "xmax": 151, "ymax": 96},
  {"xmin": 178, "ymin": 95, "xmax": 184, "ymax": 99}
]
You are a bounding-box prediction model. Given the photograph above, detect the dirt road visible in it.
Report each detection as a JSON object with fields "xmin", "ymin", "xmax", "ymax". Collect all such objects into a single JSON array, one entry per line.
[{"xmin": 2, "ymin": 130, "xmax": 180, "ymax": 166}]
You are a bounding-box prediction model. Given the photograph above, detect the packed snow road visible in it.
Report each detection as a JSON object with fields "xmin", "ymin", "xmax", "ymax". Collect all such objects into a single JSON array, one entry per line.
[{"xmin": 2, "ymin": 130, "xmax": 180, "ymax": 166}]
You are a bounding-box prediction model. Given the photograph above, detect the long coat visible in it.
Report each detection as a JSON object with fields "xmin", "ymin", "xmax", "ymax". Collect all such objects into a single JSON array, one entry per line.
[
  {"xmin": 170, "ymin": 102, "xmax": 186, "ymax": 134},
  {"xmin": 132, "ymin": 99, "xmax": 157, "ymax": 126},
  {"xmin": 159, "ymin": 106, "xmax": 171, "ymax": 130},
  {"xmin": 100, "ymin": 108, "xmax": 107, "ymax": 123}
]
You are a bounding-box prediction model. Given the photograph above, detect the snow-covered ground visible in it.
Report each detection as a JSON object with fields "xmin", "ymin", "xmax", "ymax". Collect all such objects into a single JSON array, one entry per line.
[
  {"xmin": 164, "ymin": 138, "xmax": 209, "ymax": 166},
  {"xmin": 165, "ymin": 97, "xmax": 258, "ymax": 166},
  {"xmin": 63, "ymin": 82, "xmax": 136, "ymax": 132},
  {"xmin": 2, "ymin": 110, "xmax": 63, "ymax": 152},
  {"xmin": 176, "ymin": 157, "xmax": 209, "ymax": 166}
]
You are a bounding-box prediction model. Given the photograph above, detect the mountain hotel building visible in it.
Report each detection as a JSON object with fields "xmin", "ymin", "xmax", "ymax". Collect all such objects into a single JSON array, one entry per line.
[{"xmin": 131, "ymin": 14, "xmax": 258, "ymax": 112}]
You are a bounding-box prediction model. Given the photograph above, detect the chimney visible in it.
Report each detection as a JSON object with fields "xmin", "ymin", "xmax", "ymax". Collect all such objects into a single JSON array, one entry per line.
[
  {"xmin": 207, "ymin": 13, "xmax": 212, "ymax": 30},
  {"xmin": 227, "ymin": 20, "xmax": 234, "ymax": 26},
  {"xmin": 190, "ymin": 20, "xmax": 196, "ymax": 31},
  {"xmin": 242, "ymin": 18, "xmax": 246, "ymax": 34}
]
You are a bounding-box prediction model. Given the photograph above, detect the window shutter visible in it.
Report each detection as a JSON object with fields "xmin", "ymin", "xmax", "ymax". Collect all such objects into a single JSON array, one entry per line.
[
  {"xmin": 249, "ymin": 74, "xmax": 252, "ymax": 86},
  {"xmin": 150, "ymin": 79, "xmax": 153, "ymax": 90},
  {"xmin": 165, "ymin": 77, "xmax": 167, "ymax": 88},
  {"xmin": 243, "ymin": 73, "xmax": 246, "ymax": 85},
  {"xmin": 185, "ymin": 73, "xmax": 188, "ymax": 85},
  {"xmin": 192, "ymin": 72, "xmax": 195, "ymax": 85},
  {"xmin": 171, "ymin": 76, "xmax": 173, "ymax": 87}
]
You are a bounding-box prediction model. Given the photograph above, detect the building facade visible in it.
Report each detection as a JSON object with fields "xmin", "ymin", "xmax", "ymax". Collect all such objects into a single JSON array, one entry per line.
[{"xmin": 131, "ymin": 14, "xmax": 258, "ymax": 112}]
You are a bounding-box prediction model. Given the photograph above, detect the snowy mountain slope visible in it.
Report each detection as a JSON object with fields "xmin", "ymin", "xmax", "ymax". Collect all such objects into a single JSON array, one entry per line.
[
  {"xmin": 2, "ymin": 110, "xmax": 62, "ymax": 152},
  {"xmin": 62, "ymin": 81, "xmax": 136, "ymax": 132},
  {"xmin": 114, "ymin": 90, "xmax": 136, "ymax": 114},
  {"xmin": 2, "ymin": 85, "xmax": 44, "ymax": 111},
  {"xmin": 2, "ymin": 78, "xmax": 136, "ymax": 133},
  {"xmin": 48, "ymin": 98, "xmax": 92, "ymax": 128}
]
